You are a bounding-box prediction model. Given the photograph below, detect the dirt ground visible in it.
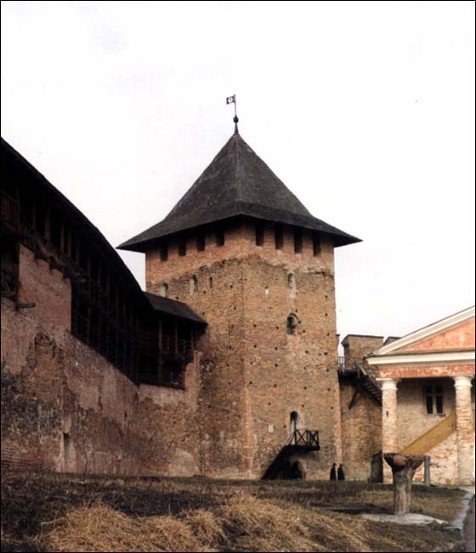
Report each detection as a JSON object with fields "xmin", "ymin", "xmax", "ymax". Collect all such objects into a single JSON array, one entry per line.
[{"xmin": 0, "ymin": 471, "xmax": 467, "ymax": 552}]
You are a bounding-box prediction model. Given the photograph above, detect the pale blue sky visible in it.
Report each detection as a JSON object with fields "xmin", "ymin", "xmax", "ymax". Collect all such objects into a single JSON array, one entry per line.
[{"xmin": 2, "ymin": 1, "xmax": 474, "ymax": 343}]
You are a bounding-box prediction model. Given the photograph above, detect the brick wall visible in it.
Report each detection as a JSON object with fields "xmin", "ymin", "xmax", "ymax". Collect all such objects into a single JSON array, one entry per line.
[
  {"xmin": 341, "ymin": 335, "xmax": 383, "ymax": 377},
  {"xmin": 18, "ymin": 246, "xmax": 71, "ymax": 330},
  {"xmin": 1, "ymin": 245, "xmax": 201, "ymax": 477},
  {"xmin": 146, "ymin": 219, "xmax": 342, "ymax": 478},
  {"xmin": 339, "ymin": 381, "xmax": 381, "ymax": 480}
]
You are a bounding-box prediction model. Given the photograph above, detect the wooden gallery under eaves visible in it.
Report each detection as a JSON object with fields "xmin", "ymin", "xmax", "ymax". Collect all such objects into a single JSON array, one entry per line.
[{"xmin": 1, "ymin": 131, "xmax": 473, "ymax": 484}]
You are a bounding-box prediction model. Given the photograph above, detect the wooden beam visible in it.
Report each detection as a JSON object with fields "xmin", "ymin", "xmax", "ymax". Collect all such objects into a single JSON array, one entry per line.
[{"xmin": 348, "ymin": 389, "xmax": 360, "ymax": 410}]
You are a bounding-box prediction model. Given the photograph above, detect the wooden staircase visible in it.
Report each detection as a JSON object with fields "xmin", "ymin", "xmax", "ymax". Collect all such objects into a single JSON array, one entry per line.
[
  {"xmin": 354, "ymin": 364, "xmax": 382, "ymax": 404},
  {"xmin": 401, "ymin": 411, "xmax": 457, "ymax": 456},
  {"xmin": 338, "ymin": 362, "xmax": 382, "ymax": 406},
  {"xmin": 262, "ymin": 429, "xmax": 320, "ymax": 480}
]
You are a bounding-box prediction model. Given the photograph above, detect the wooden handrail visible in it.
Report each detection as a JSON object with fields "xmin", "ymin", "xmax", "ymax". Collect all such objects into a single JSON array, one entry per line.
[{"xmin": 287, "ymin": 429, "xmax": 320, "ymax": 449}]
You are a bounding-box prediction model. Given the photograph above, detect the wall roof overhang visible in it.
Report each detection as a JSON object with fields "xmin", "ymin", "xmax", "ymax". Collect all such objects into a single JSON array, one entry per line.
[
  {"xmin": 145, "ymin": 292, "xmax": 206, "ymax": 325},
  {"xmin": 1, "ymin": 137, "xmax": 206, "ymax": 327}
]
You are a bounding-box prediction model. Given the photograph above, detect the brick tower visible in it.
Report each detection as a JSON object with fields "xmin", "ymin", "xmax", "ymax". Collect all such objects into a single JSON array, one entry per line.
[{"xmin": 120, "ymin": 128, "xmax": 360, "ymax": 479}]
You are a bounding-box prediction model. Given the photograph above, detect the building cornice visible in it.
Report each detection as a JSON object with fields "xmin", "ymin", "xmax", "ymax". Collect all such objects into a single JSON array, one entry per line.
[{"xmin": 367, "ymin": 350, "xmax": 475, "ymax": 367}]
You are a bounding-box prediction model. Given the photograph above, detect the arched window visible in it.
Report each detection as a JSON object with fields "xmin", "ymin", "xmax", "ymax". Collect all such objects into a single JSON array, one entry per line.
[
  {"xmin": 190, "ymin": 275, "xmax": 198, "ymax": 294},
  {"xmin": 290, "ymin": 411, "xmax": 299, "ymax": 433},
  {"xmin": 159, "ymin": 283, "xmax": 169, "ymax": 298},
  {"xmin": 287, "ymin": 314, "xmax": 298, "ymax": 335}
]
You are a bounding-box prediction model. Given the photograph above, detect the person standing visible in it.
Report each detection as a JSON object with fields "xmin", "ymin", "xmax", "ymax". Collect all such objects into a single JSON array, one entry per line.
[
  {"xmin": 330, "ymin": 463, "xmax": 337, "ymax": 480},
  {"xmin": 338, "ymin": 464, "xmax": 345, "ymax": 481}
]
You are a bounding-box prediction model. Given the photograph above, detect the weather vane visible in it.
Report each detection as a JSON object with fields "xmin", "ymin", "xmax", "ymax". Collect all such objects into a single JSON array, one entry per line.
[{"xmin": 226, "ymin": 94, "xmax": 239, "ymax": 134}]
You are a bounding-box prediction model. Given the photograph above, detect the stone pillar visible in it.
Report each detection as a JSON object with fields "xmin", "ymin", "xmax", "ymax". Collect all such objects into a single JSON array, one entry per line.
[
  {"xmin": 380, "ymin": 378, "xmax": 399, "ymax": 483},
  {"xmin": 453, "ymin": 376, "xmax": 474, "ymax": 485}
]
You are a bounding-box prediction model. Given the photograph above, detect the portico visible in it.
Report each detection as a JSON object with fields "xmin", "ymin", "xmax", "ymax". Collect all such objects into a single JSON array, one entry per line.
[{"xmin": 367, "ymin": 306, "xmax": 475, "ymax": 485}]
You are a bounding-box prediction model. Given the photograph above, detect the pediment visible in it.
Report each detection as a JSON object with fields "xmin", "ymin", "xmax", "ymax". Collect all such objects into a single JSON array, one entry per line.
[
  {"xmin": 371, "ymin": 306, "xmax": 475, "ymax": 357},
  {"xmin": 391, "ymin": 317, "xmax": 474, "ymax": 354}
]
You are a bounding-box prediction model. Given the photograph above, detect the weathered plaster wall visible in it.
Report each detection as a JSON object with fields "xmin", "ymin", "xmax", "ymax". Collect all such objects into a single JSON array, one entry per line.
[{"xmin": 396, "ymin": 378, "xmax": 461, "ymax": 485}]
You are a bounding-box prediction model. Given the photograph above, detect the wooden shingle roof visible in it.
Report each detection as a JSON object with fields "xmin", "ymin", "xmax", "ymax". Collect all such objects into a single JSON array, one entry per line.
[
  {"xmin": 1, "ymin": 137, "xmax": 207, "ymax": 327},
  {"xmin": 145, "ymin": 292, "xmax": 206, "ymax": 324},
  {"xmin": 119, "ymin": 133, "xmax": 361, "ymax": 251}
]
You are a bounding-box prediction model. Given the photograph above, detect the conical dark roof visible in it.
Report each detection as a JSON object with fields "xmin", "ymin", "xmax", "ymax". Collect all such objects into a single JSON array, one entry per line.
[{"xmin": 119, "ymin": 133, "xmax": 360, "ymax": 251}]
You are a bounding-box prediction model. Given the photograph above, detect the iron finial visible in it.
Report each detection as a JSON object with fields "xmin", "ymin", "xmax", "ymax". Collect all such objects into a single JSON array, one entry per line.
[{"xmin": 226, "ymin": 94, "xmax": 239, "ymax": 134}]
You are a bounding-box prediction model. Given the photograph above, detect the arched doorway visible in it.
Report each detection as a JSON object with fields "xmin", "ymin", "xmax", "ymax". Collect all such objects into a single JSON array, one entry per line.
[{"xmin": 290, "ymin": 411, "xmax": 299, "ymax": 443}]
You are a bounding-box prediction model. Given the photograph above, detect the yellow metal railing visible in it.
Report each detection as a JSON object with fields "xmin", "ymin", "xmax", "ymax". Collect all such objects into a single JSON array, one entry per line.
[{"xmin": 401, "ymin": 411, "xmax": 457, "ymax": 456}]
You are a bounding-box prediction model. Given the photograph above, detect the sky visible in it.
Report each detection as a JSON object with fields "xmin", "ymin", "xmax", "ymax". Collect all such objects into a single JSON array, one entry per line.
[{"xmin": 1, "ymin": 1, "xmax": 475, "ymax": 345}]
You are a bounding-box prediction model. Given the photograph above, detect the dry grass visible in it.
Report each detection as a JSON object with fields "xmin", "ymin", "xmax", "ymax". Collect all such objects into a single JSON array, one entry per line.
[
  {"xmin": 41, "ymin": 504, "xmax": 203, "ymax": 552},
  {"xmin": 182, "ymin": 508, "xmax": 226, "ymax": 548},
  {"xmin": 1, "ymin": 471, "xmax": 467, "ymax": 552},
  {"xmin": 218, "ymin": 494, "xmax": 317, "ymax": 552}
]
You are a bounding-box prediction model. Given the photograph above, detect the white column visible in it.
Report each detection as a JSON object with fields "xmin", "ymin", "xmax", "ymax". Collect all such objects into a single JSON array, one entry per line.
[
  {"xmin": 380, "ymin": 378, "xmax": 399, "ymax": 483},
  {"xmin": 453, "ymin": 376, "xmax": 474, "ymax": 485}
]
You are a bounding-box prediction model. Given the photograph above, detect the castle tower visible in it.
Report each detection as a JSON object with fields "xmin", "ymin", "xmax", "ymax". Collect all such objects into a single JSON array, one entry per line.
[{"xmin": 120, "ymin": 130, "xmax": 360, "ymax": 479}]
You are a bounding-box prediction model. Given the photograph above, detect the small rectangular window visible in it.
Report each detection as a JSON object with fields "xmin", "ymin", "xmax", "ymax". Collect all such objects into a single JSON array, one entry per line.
[
  {"xmin": 22, "ymin": 197, "xmax": 34, "ymax": 228},
  {"xmin": 79, "ymin": 245, "xmax": 88, "ymax": 270},
  {"xmin": 275, "ymin": 225, "xmax": 283, "ymax": 250},
  {"xmin": 426, "ymin": 395, "xmax": 433, "ymax": 414},
  {"xmin": 50, "ymin": 215, "xmax": 62, "ymax": 249},
  {"xmin": 160, "ymin": 243, "xmax": 168, "ymax": 261},
  {"xmin": 178, "ymin": 238, "xmax": 187, "ymax": 256},
  {"xmin": 196, "ymin": 233, "xmax": 205, "ymax": 252},
  {"xmin": 1, "ymin": 235, "xmax": 19, "ymax": 299},
  {"xmin": 215, "ymin": 228, "xmax": 225, "ymax": 247},
  {"xmin": 255, "ymin": 222, "xmax": 264, "ymax": 246},
  {"xmin": 425, "ymin": 383, "xmax": 444, "ymax": 415},
  {"xmin": 36, "ymin": 203, "xmax": 46, "ymax": 237},
  {"xmin": 294, "ymin": 229, "xmax": 303, "ymax": 254},
  {"xmin": 313, "ymin": 234, "xmax": 321, "ymax": 256},
  {"xmin": 435, "ymin": 395, "xmax": 444, "ymax": 414}
]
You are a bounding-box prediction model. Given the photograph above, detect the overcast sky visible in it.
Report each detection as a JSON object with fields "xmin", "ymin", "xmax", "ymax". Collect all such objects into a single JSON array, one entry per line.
[{"xmin": 2, "ymin": 1, "xmax": 474, "ymax": 344}]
